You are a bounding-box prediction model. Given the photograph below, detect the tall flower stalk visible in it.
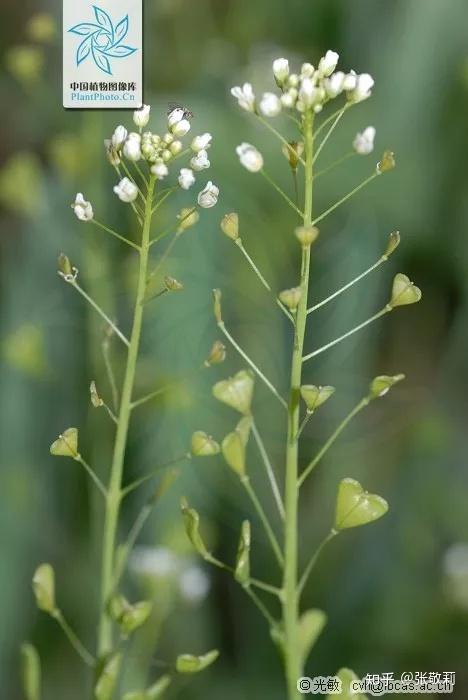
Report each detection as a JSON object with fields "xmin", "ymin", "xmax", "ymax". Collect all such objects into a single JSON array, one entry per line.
[{"xmin": 186, "ymin": 52, "xmax": 422, "ymax": 700}]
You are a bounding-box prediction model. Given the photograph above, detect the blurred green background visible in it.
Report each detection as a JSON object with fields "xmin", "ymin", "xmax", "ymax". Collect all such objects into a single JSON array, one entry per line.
[{"xmin": 1, "ymin": 0, "xmax": 468, "ymax": 698}]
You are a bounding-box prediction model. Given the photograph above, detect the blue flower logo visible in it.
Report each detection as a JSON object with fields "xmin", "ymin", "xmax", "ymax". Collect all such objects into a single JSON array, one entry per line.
[{"xmin": 68, "ymin": 5, "xmax": 137, "ymax": 76}]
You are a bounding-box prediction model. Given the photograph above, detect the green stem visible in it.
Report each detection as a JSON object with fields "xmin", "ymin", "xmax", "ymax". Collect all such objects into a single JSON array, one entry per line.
[
  {"xmin": 261, "ymin": 169, "xmax": 304, "ymax": 218},
  {"xmin": 302, "ymin": 307, "xmax": 389, "ymax": 363},
  {"xmin": 311, "ymin": 172, "xmax": 379, "ymax": 227},
  {"xmin": 251, "ymin": 420, "xmax": 285, "ymax": 520},
  {"xmin": 298, "ymin": 530, "xmax": 338, "ymax": 595},
  {"xmin": 53, "ymin": 610, "xmax": 95, "ymax": 667},
  {"xmin": 92, "ymin": 219, "xmax": 140, "ymax": 251},
  {"xmin": 256, "ymin": 114, "xmax": 306, "ymax": 167},
  {"xmin": 298, "ymin": 397, "xmax": 369, "ymax": 487},
  {"xmin": 102, "ymin": 337, "xmax": 119, "ymax": 411},
  {"xmin": 244, "ymin": 586, "xmax": 276, "ymax": 627},
  {"xmin": 241, "ymin": 476, "xmax": 284, "ymax": 568},
  {"xmin": 313, "ymin": 152, "xmax": 355, "ymax": 180},
  {"xmin": 120, "ymin": 453, "xmax": 190, "ymax": 498},
  {"xmin": 97, "ymin": 175, "xmax": 156, "ymax": 655},
  {"xmin": 69, "ymin": 280, "xmax": 130, "ymax": 347},
  {"xmin": 76, "ymin": 455, "xmax": 107, "ymax": 498},
  {"xmin": 295, "ymin": 411, "xmax": 312, "ymax": 440},
  {"xmin": 312, "ymin": 106, "xmax": 347, "ymax": 165},
  {"xmin": 282, "ymin": 110, "xmax": 314, "ymax": 700}
]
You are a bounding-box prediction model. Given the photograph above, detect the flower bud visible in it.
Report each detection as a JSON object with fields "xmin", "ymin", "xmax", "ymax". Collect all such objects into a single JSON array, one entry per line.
[
  {"xmin": 300, "ymin": 385, "xmax": 335, "ymax": 412},
  {"xmin": 213, "ymin": 370, "xmax": 254, "ymax": 415},
  {"xmin": 220, "ymin": 212, "xmax": 239, "ymax": 241},
  {"xmin": 151, "ymin": 162, "xmax": 168, "ymax": 180},
  {"xmin": 383, "ymin": 230, "xmax": 400, "ymax": 258},
  {"xmin": 213, "ymin": 289, "xmax": 223, "ymax": 323},
  {"xmin": 181, "ymin": 498, "xmax": 210, "ymax": 559},
  {"xmin": 58, "ymin": 253, "xmax": 73, "ymax": 278},
  {"xmin": 161, "ymin": 149, "xmax": 172, "ymax": 163},
  {"xmin": 72, "ymin": 193, "xmax": 93, "ymax": 222},
  {"xmin": 90, "ymin": 380, "xmax": 103, "ymax": 408},
  {"xmin": 295, "ymin": 225, "xmax": 319, "ymax": 247},
  {"xmin": 162, "ymin": 132, "xmax": 174, "ymax": 145},
  {"xmin": 168, "ymin": 108, "xmax": 184, "ymax": 128},
  {"xmin": 133, "ymin": 104, "xmax": 150, "ymax": 129},
  {"xmin": 377, "ymin": 150, "xmax": 396, "ymax": 174},
  {"xmin": 177, "ymin": 207, "xmax": 199, "ymax": 232},
  {"xmin": 279, "ymin": 286, "xmax": 302, "ymax": 311},
  {"xmin": 119, "ymin": 601, "xmax": 153, "ymax": 635},
  {"xmin": 176, "ymin": 650, "xmax": 219, "ymax": 674},
  {"xmin": 172, "ymin": 119, "xmax": 191, "ymax": 138},
  {"xmin": 20, "ymin": 643, "xmax": 41, "ymax": 700},
  {"xmin": 191, "ymin": 133, "xmax": 212, "ymax": 152},
  {"xmin": 318, "ymin": 50, "xmax": 339, "ymax": 77},
  {"xmin": 299, "ymin": 609, "xmax": 327, "ymax": 666},
  {"xmin": 114, "ymin": 177, "xmax": 139, "ymax": 203},
  {"xmin": 273, "ymin": 58, "xmax": 289, "ymax": 86},
  {"xmin": 236, "ymin": 143, "xmax": 263, "ymax": 173},
  {"xmin": 170, "ymin": 140, "xmax": 183, "ymax": 156},
  {"xmin": 325, "ymin": 71, "xmax": 345, "ymax": 98},
  {"xmin": 369, "ymin": 373, "xmax": 405, "ymax": 399},
  {"xmin": 353, "ymin": 126, "xmax": 376, "ymax": 155},
  {"xmin": 178, "ymin": 168, "xmax": 195, "ymax": 190},
  {"xmin": 94, "ymin": 653, "xmax": 122, "ymax": 700},
  {"xmin": 198, "ymin": 181, "xmax": 219, "ymax": 208},
  {"xmin": 50, "ymin": 427, "xmax": 79, "ymax": 458},
  {"xmin": 231, "ymin": 83, "xmax": 256, "ymax": 112},
  {"xmin": 388, "ymin": 273, "xmax": 422, "ymax": 308},
  {"xmin": 234, "ymin": 520, "xmax": 251, "ymax": 586},
  {"xmin": 111, "ymin": 125, "xmax": 127, "ymax": 149},
  {"xmin": 348, "ymin": 73, "xmax": 374, "ymax": 102},
  {"xmin": 259, "ymin": 92, "xmax": 282, "ymax": 117},
  {"xmin": 301, "ymin": 62, "xmax": 315, "ymax": 78},
  {"xmin": 32, "ymin": 563, "xmax": 56, "ymax": 614},
  {"xmin": 191, "ymin": 431, "xmax": 220, "ymax": 457},
  {"xmin": 164, "ymin": 276, "xmax": 183, "ymax": 292},
  {"xmin": 123, "ymin": 134, "xmax": 142, "ymax": 162},
  {"xmin": 204, "ymin": 340, "xmax": 226, "ymax": 367},
  {"xmin": 282, "ymin": 141, "xmax": 304, "ymax": 171},
  {"xmin": 335, "ymin": 477, "xmax": 388, "ymax": 531}
]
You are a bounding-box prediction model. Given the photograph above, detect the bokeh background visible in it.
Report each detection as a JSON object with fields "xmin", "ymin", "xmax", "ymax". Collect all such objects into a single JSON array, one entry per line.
[{"xmin": 1, "ymin": 0, "xmax": 468, "ymax": 698}]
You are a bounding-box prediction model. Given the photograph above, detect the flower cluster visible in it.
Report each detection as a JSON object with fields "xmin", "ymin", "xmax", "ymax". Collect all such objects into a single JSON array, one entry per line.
[
  {"xmin": 231, "ymin": 51, "xmax": 374, "ymax": 118},
  {"xmin": 73, "ymin": 105, "xmax": 219, "ymax": 217}
]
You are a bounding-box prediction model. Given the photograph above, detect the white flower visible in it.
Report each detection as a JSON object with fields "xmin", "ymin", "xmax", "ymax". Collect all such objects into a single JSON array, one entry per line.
[
  {"xmin": 287, "ymin": 73, "xmax": 299, "ymax": 88},
  {"xmin": 301, "ymin": 62, "xmax": 315, "ymax": 78},
  {"xmin": 178, "ymin": 168, "xmax": 195, "ymax": 190},
  {"xmin": 151, "ymin": 162, "xmax": 169, "ymax": 179},
  {"xmin": 353, "ymin": 126, "xmax": 376, "ymax": 155},
  {"xmin": 111, "ymin": 125, "xmax": 127, "ymax": 149},
  {"xmin": 259, "ymin": 92, "xmax": 282, "ymax": 117},
  {"xmin": 171, "ymin": 119, "xmax": 191, "ymax": 137},
  {"xmin": 236, "ymin": 142, "xmax": 264, "ymax": 173},
  {"xmin": 113, "ymin": 177, "xmax": 139, "ymax": 203},
  {"xmin": 179, "ymin": 565, "xmax": 210, "ymax": 604},
  {"xmin": 273, "ymin": 57, "xmax": 289, "ymax": 85},
  {"xmin": 325, "ymin": 71, "xmax": 345, "ymax": 99},
  {"xmin": 191, "ymin": 133, "xmax": 212, "ymax": 152},
  {"xmin": 123, "ymin": 133, "xmax": 142, "ymax": 162},
  {"xmin": 298, "ymin": 78, "xmax": 322, "ymax": 108},
  {"xmin": 281, "ymin": 89, "xmax": 298, "ymax": 108},
  {"xmin": 190, "ymin": 150, "xmax": 210, "ymax": 171},
  {"xmin": 198, "ymin": 181, "xmax": 219, "ymax": 208},
  {"xmin": 348, "ymin": 73, "xmax": 374, "ymax": 102},
  {"xmin": 342, "ymin": 71, "xmax": 357, "ymax": 90},
  {"xmin": 318, "ymin": 50, "xmax": 339, "ymax": 77},
  {"xmin": 72, "ymin": 193, "xmax": 93, "ymax": 222},
  {"xmin": 133, "ymin": 104, "xmax": 150, "ymax": 129},
  {"xmin": 168, "ymin": 108, "xmax": 185, "ymax": 128},
  {"xmin": 230, "ymin": 83, "xmax": 256, "ymax": 112}
]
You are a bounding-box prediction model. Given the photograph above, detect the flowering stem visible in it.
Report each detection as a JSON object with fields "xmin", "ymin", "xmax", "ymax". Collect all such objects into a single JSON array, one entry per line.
[
  {"xmin": 314, "ymin": 103, "xmax": 349, "ymax": 140},
  {"xmin": 302, "ymin": 307, "xmax": 389, "ymax": 363},
  {"xmin": 98, "ymin": 174, "xmax": 156, "ymax": 655},
  {"xmin": 102, "ymin": 337, "xmax": 119, "ymax": 411},
  {"xmin": 311, "ymin": 171, "xmax": 379, "ymax": 227},
  {"xmin": 312, "ymin": 105, "xmax": 347, "ymax": 165},
  {"xmin": 307, "ymin": 255, "xmax": 387, "ymax": 314},
  {"xmin": 52, "ymin": 610, "xmax": 95, "ymax": 667},
  {"xmin": 298, "ymin": 397, "xmax": 370, "ymax": 488},
  {"xmin": 241, "ymin": 476, "xmax": 284, "ymax": 567},
  {"xmin": 282, "ymin": 110, "xmax": 314, "ymax": 700},
  {"xmin": 151, "ymin": 186, "xmax": 178, "ymax": 217},
  {"xmin": 92, "ymin": 219, "xmax": 141, "ymax": 251},
  {"xmin": 67, "ymin": 279, "xmax": 130, "ymax": 347},
  {"xmin": 313, "ymin": 151, "xmax": 355, "ymax": 180},
  {"xmin": 261, "ymin": 169, "xmax": 304, "ymax": 218},
  {"xmin": 244, "ymin": 586, "xmax": 276, "ymax": 627},
  {"xmin": 217, "ymin": 321, "xmax": 288, "ymax": 409},
  {"xmin": 76, "ymin": 455, "xmax": 107, "ymax": 498},
  {"xmin": 298, "ymin": 530, "xmax": 338, "ymax": 595},
  {"xmin": 295, "ymin": 411, "xmax": 312, "ymax": 440},
  {"xmin": 256, "ymin": 114, "xmax": 306, "ymax": 167},
  {"xmin": 251, "ymin": 420, "xmax": 285, "ymax": 520},
  {"xmin": 235, "ymin": 240, "xmax": 294, "ymax": 323}
]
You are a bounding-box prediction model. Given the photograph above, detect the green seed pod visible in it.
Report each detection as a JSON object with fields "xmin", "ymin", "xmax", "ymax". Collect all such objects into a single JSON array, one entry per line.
[
  {"xmin": 213, "ymin": 370, "xmax": 254, "ymax": 415},
  {"xmin": 220, "ymin": 212, "xmax": 239, "ymax": 241},
  {"xmin": 221, "ymin": 431, "xmax": 246, "ymax": 477},
  {"xmin": 94, "ymin": 653, "xmax": 121, "ymax": 700},
  {"xmin": 164, "ymin": 276, "xmax": 184, "ymax": 292},
  {"xmin": 295, "ymin": 225, "xmax": 319, "ymax": 248},
  {"xmin": 57, "ymin": 253, "xmax": 73, "ymax": 277},
  {"xmin": 300, "ymin": 385, "xmax": 335, "ymax": 412},
  {"xmin": 328, "ymin": 668, "xmax": 365, "ymax": 699},
  {"xmin": 50, "ymin": 427, "xmax": 79, "ymax": 459},
  {"xmin": 177, "ymin": 207, "xmax": 199, "ymax": 232},
  {"xmin": 191, "ymin": 431, "xmax": 220, "ymax": 457},
  {"xmin": 90, "ymin": 380, "xmax": 103, "ymax": 408},
  {"xmin": 181, "ymin": 498, "xmax": 210, "ymax": 559},
  {"xmin": 32, "ymin": 563, "xmax": 56, "ymax": 615},
  {"xmin": 176, "ymin": 649, "xmax": 219, "ymax": 674},
  {"xmin": 279, "ymin": 286, "xmax": 302, "ymax": 311},
  {"xmin": 335, "ymin": 478, "xmax": 389, "ymax": 531},
  {"xmin": 204, "ymin": 340, "xmax": 226, "ymax": 367},
  {"xmin": 234, "ymin": 520, "xmax": 251, "ymax": 586},
  {"xmin": 377, "ymin": 150, "xmax": 396, "ymax": 173},
  {"xmin": 212, "ymin": 289, "xmax": 223, "ymax": 324},
  {"xmin": 388, "ymin": 273, "xmax": 422, "ymax": 308},
  {"xmin": 146, "ymin": 676, "xmax": 172, "ymax": 699},
  {"xmin": 298, "ymin": 609, "xmax": 327, "ymax": 667},
  {"xmin": 369, "ymin": 373, "xmax": 405, "ymax": 399},
  {"xmin": 383, "ymin": 230, "xmax": 400, "ymax": 258},
  {"xmin": 20, "ymin": 643, "xmax": 41, "ymax": 700},
  {"xmin": 120, "ymin": 601, "xmax": 153, "ymax": 635},
  {"xmin": 107, "ymin": 593, "xmax": 128, "ymax": 622},
  {"xmin": 282, "ymin": 141, "xmax": 304, "ymax": 171}
]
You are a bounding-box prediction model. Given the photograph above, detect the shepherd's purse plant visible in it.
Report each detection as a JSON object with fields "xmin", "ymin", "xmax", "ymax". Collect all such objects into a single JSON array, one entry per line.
[{"xmin": 181, "ymin": 51, "xmax": 421, "ymax": 700}]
